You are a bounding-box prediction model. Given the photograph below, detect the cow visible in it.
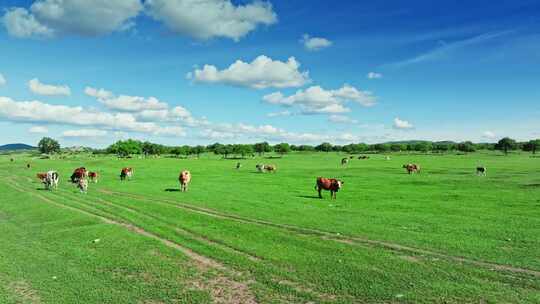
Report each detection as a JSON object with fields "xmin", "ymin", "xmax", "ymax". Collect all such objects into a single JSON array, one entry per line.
[
  {"xmin": 341, "ymin": 158, "xmax": 349, "ymax": 165},
  {"xmin": 403, "ymin": 164, "xmax": 420, "ymax": 174},
  {"xmin": 315, "ymin": 177, "xmax": 344, "ymax": 199},
  {"xmin": 256, "ymin": 164, "xmax": 276, "ymax": 173},
  {"xmin": 36, "ymin": 172, "xmax": 48, "ymax": 182},
  {"xmin": 88, "ymin": 172, "xmax": 99, "ymax": 183},
  {"xmin": 349, "ymin": 156, "xmax": 354, "ymax": 159},
  {"xmin": 385, "ymin": 156, "xmax": 391, "ymax": 161},
  {"xmin": 476, "ymin": 166, "xmax": 487, "ymax": 175},
  {"xmin": 27, "ymin": 163, "xmax": 31, "ymax": 169},
  {"xmin": 358, "ymin": 155, "xmax": 370, "ymax": 159},
  {"xmin": 120, "ymin": 167, "xmax": 133, "ymax": 180},
  {"xmin": 179, "ymin": 170, "xmax": 191, "ymax": 192},
  {"xmin": 38, "ymin": 171, "xmax": 59, "ymax": 190},
  {"xmin": 71, "ymin": 167, "xmax": 88, "ymax": 183},
  {"xmin": 236, "ymin": 162, "xmax": 242, "ymax": 169},
  {"xmin": 78, "ymin": 178, "xmax": 88, "ymax": 193}
]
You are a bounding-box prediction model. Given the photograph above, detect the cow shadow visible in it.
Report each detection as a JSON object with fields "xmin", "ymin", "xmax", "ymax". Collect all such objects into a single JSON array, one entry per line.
[
  {"xmin": 297, "ymin": 195, "xmax": 321, "ymax": 199},
  {"xmin": 164, "ymin": 188, "xmax": 180, "ymax": 192}
]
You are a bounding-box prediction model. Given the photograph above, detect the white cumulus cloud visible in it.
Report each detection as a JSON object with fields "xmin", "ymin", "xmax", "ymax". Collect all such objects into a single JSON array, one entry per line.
[
  {"xmin": 28, "ymin": 126, "xmax": 48, "ymax": 134},
  {"xmin": 367, "ymin": 72, "xmax": 383, "ymax": 79},
  {"xmin": 482, "ymin": 131, "xmax": 496, "ymax": 139},
  {"xmin": 2, "ymin": 0, "xmax": 142, "ymax": 38},
  {"xmin": 328, "ymin": 115, "xmax": 358, "ymax": 124},
  {"xmin": 301, "ymin": 34, "xmax": 332, "ymax": 51},
  {"xmin": 267, "ymin": 110, "xmax": 292, "ymax": 117},
  {"xmin": 29, "ymin": 78, "xmax": 71, "ymax": 96},
  {"xmin": 188, "ymin": 55, "xmax": 310, "ymax": 89},
  {"xmin": 145, "ymin": 0, "xmax": 277, "ymax": 41},
  {"xmin": 393, "ymin": 117, "xmax": 414, "ymax": 130},
  {"xmin": 263, "ymin": 84, "xmax": 376, "ymax": 114},
  {"xmin": 85, "ymin": 86, "xmax": 168, "ymax": 112},
  {"xmin": 62, "ymin": 129, "xmax": 108, "ymax": 138},
  {"xmin": 0, "ymin": 96, "xmax": 184, "ymax": 136}
]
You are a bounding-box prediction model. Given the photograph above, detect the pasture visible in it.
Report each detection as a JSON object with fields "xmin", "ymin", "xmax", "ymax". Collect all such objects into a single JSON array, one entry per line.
[{"xmin": 0, "ymin": 152, "xmax": 539, "ymax": 303}]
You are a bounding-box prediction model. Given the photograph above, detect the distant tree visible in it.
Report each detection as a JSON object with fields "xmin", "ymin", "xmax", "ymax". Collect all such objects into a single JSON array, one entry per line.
[
  {"xmin": 523, "ymin": 139, "xmax": 540, "ymax": 154},
  {"xmin": 457, "ymin": 141, "xmax": 476, "ymax": 153},
  {"xmin": 297, "ymin": 145, "xmax": 315, "ymax": 151},
  {"xmin": 106, "ymin": 139, "xmax": 142, "ymax": 157},
  {"xmin": 413, "ymin": 142, "xmax": 432, "ymax": 153},
  {"xmin": 495, "ymin": 137, "xmax": 517, "ymax": 155},
  {"xmin": 274, "ymin": 143, "xmax": 291, "ymax": 157},
  {"xmin": 433, "ymin": 142, "xmax": 454, "ymax": 152},
  {"xmin": 373, "ymin": 143, "xmax": 390, "ymax": 153},
  {"xmin": 390, "ymin": 143, "xmax": 405, "ymax": 152},
  {"xmin": 254, "ymin": 142, "xmax": 272, "ymax": 156},
  {"xmin": 192, "ymin": 145, "xmax": 206, "ymax": 158},
  {"xmin": 170, "ymin": 146, "xmax": 182, "ymax": 158},
  {"xmin": 38, "ymin": 137, "xmax": 60, "ymax": 154},
  {"xmin": 215, "ymin": 144, "xmax": 234, "ymax": 159},
  {"xmin": 315, "ymin": 142, "xmax": 333, "ymax": 152},
  {"xmin": 332, "ymin": 145, "xmax": 343, "ymax": 152},
  {"xmin": 232, "ymin": 144, "xmax": 253, "ymax": 158}
]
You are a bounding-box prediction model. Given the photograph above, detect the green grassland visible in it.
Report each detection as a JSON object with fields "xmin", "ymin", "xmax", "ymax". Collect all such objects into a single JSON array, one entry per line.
[{"xmin": 0, "ymin": 151, "xmax": 539, "ymax": 303}]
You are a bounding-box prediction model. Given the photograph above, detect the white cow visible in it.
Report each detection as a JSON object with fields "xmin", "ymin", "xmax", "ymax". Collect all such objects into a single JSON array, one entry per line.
[{"xmin": 46, "ymin": 171, "xmax": 59, "ymax": 190}]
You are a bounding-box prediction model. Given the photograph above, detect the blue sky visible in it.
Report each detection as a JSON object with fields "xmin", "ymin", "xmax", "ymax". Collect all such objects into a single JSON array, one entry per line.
[{"xmin": 0, "ymin": 0, "xmax": 539, "ymax": 147}]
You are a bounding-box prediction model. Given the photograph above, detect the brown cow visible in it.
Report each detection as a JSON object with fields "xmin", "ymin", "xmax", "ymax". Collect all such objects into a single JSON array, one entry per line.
[
  {"xmin": 179, "ymin": 170, "xmax": 191, "ymax": 192},
  {"xmin": 71, "ymin": 167, "xmax": 88, "ymax": 183},
  {"xmin": 88, "ymin": 172, "xmax": 99, "ymax": 183},
  {"xmin": 120, "ymin": 167, "xmax": 133, "ymax": 180},
  {"xmin": 256, "ymin": 164, "xmax": 276, "ymax": 173},
  {"xmin": 36, "ymin": 172, "xmax": 47, "ymax": 181},
  {"xmin": 403, "ymin": 164, "xmax": 420, "ymax": 174},
  {"xmin": 315, "ymin": 177, "xmax": 344, "ymax": 199}
]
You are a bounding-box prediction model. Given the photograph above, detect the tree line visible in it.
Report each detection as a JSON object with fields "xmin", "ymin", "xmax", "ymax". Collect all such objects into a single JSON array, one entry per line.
[{"xmin": 36, "ymin": 137, "xmax": 540, "ymax": 157}]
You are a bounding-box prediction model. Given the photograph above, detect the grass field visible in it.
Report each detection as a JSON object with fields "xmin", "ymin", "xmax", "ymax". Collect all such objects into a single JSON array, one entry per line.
[{"xmin": 0, "ymin": 152, "xmax": 539, "ymax": 303}]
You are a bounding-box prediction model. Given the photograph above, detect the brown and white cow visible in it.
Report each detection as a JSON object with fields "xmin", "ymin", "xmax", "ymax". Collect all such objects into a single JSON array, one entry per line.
[
  {"xmin": 71, "ymin": 167, "xmax": 88, "ymax": 183},
  {"xmin": 37, "ymin": 171, "xmax": 58, "ymax": 190},
  {"xmin": 256, "ymin": 164, "xmax": 277, "ymax": 173},
  {"xmin": 315, "ymin": 177, "xmax": 344, "ymax": 199},
  {"xmin": 120, "ymin": 167, "xmax": 133, "ymax": 181},
  {"xmin": 403, "ymin": 164, "xmax": 420, "ymax": 174},
  {"xmin": 179, "ymin": 170, "xmax": 191, "ymax": 192},
  {"xmin": 78, "ymin": 178, "xmax": 88, "ymax": 193},
  {"xmin": 88, "ymin": 172, "xmax": 99, "ymax": 183}
]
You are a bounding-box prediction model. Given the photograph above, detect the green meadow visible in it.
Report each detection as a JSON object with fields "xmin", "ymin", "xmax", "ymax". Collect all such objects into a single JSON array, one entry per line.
[{"xmin": 0, "ymin": 152, "xmax": 539, "ymax": 303}]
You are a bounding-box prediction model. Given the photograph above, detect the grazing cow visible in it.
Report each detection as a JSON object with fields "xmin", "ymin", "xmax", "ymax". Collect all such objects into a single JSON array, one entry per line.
[
  {"xmin": 88, "ymin": 172, "xmax": 99, "ymax": 183},
  {"xmin": 36, "ymin": 172, "xmax": 48, "ymax": 183},
  {"xmin": 341, "ymin": 158, "xmax": 349, "ymax": 165},
  {"xmin": 78, "ymin": 178, "xmax": 88, "ymax": 193},
  {"xmin": 476, "ymin": 166, "xmax": 487, "ymax": 175},
  {"xmin": 37, "ymin": 171, "xmax": 59, "ymax": 190},
  {"xmin": 256, "ymin": 164, "xmax": 276, "ymax": 173},
  {"xmin": 403, "ymin": 164, "xmax": 420, "ymax": 174},
  {"xmin": 120, "ymin": 167, "xmax": 133, "ymax": 180},
  {"xmin": 236, "ymin": 162, "xmax": 242, "ymax": 169},
  {"xmin": 179, "ymin": 170, "xmax": 191, "ymax": 192},
  {"xmin": 71, "ymin": 167, "xmax": 88, "ymax": 183},
  {"xmin": 315, "ymin": 177, "xmax": 344, "ymax": 199}
]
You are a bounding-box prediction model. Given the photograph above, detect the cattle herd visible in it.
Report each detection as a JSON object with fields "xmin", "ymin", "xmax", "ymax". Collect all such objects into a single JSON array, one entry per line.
[{"xmin": 30, "ymin": 157, "xmax": 488, "ymax": 199}]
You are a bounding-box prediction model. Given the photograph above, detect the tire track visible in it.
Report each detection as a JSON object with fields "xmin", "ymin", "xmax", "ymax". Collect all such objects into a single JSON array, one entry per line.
[
  {"xmin": 57, "ymin": 187, "xmax": 262, "ymax": 263},
  {"xmin": 5, "ymin": 176, "xmax": 335, "ymax": 303},
  {"xmin": 99, "ymin": 188, "xmax": 540, "ymax": 278}
]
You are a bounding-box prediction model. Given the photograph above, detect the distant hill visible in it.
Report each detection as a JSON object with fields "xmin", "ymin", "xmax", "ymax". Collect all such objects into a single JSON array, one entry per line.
[{"xmin": 0, "ymin": 143, "xmax": 36, "ymax": 151}]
